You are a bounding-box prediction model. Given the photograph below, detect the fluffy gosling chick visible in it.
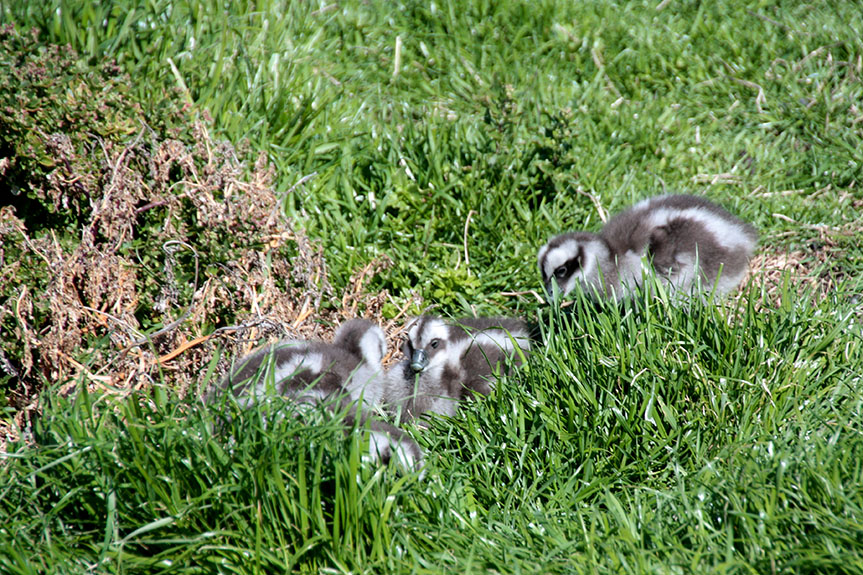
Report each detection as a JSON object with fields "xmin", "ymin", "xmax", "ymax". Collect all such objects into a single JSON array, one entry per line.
[
  {"xmin": 393, "ymin": 316, "xmax": 531, "ymax": 420},
  {"xmin": 537, "ymin": 194, "xmax": 757, "ymax": 301},
  {"xmin": 204, "ymin": 319, "xmax": 422, "ymax": 471}
]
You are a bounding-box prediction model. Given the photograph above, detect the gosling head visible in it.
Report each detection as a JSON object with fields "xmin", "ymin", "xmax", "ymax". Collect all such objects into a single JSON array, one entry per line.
[
  {"xmin": 537, "ymin": 232, "xmax": 612, "ymax": 300},
  {"xmin": 402, "ymin": 317, "xmax": 457, "ymax": 376}
]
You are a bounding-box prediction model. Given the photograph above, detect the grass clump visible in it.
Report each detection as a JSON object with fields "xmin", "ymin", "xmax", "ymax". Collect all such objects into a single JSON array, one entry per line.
[{"xmin": 1, "ymin": 388, "xmax": 424, "ymax": 573}]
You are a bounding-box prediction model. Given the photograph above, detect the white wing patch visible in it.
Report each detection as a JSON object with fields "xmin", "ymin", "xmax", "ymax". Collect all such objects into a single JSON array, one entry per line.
[
  {"xmin": 646, "ymin": 207, "xmax": 755, "ymax": 251},
  {"xmin": 471, "ymin": 329, "xmax": 530, "ymax": 352},
  {"xmin": 255, "ymin": 351, "xmax": 325, "ymax": 403},
  {"xmin": 272, "ymin": 351, "xmax": 323, "ymax": 384},
  {"xmin": 358, "ymin": 326, "xmax": 386, "ymax": 365}
]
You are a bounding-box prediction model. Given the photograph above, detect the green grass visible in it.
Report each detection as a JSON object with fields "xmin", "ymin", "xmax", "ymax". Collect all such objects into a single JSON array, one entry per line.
[
  {"xmin": 1, "ymin": 0, "xmax": 863, "ymax": 572},
  {"xmin": 5, "ymin": 0, "xmax": 861, "ymax": 307},
  {"xmin": 2, "ymin": 289, "xmax": 861, "ymax": 573}
]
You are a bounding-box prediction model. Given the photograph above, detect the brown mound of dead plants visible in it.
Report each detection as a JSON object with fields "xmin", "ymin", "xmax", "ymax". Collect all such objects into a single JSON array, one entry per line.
[
  {"xmin": 0, "ymin": 27, "xmax": 420, "ymax": 452},
  {"xmin": 0, "ymin": 119, "xmax": 418, "ymax": 452}
]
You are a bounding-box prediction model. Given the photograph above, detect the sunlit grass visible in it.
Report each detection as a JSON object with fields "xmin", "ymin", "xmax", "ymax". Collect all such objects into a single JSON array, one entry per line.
[
  {"xmin": 5, "ymin": 0, "xmax": 862, "ymax": 309},
  {"xmin": 2, "ymin": 287, "xmax": 861, "ymax": 573},
  {"xmin": 1, "ymin": 0, "xmax": 863, "ymax": 572}
]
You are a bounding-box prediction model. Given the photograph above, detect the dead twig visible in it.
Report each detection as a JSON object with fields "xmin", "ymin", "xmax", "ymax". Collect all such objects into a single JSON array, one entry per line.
[
  {"xmin": 292, "ymin": 298, "xmax": 314, "ymax": 329},
  {"xmin": 500, "ymin": 290, "xmax": 547, "ymax": 304},
  {"xmin": 463, "ymin": 210, "xmax": 475, "ymax": 275},
  {"xmin": 575, "ymin": 188, "xmax": 609, "ymax": 223}
]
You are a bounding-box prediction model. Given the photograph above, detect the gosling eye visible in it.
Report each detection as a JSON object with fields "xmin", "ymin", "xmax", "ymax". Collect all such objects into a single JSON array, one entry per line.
[
  {"xmin": 554, "ymin": 256, "xmax": 581, "ymax": 279},
  {"xmin": 429, "ymin": 339, "xmax": 440, "ymax": 349}
]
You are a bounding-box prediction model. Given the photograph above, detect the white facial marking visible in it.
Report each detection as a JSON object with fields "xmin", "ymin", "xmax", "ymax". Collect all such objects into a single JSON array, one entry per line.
[
  {"xmin": 405, "ymin": 318, "xmax": 453, "ymax": 378},
  {"xmin": 537, "ymin": 243, "xmax": 550, "ymax": 263},
  {"xmin": 578, "ymin": 239, "xmax": 609, "ymax": 286},
  {"xmin": 419, "ymin": 320, "xmax": 449, "ymax": 349},
  {"xmin": 542, "ymin": 237, "xmax": 611, "ymax": 297},
  {"xmin": 541, "ymin": 239, "xmax": 579, "ymax": 280},
  {"xmin": 405, "ymin": 318, "xmax": 425, "ymax": 348},
  {"xmin": 472, "ymin": 329, "xmax": 530, "ymax": 352}
]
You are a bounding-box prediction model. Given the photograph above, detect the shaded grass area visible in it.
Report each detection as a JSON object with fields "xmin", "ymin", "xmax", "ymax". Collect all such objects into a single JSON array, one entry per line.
[{"xmin": 1, "ymin": 0, "xmax": 863, "ymax": 573}]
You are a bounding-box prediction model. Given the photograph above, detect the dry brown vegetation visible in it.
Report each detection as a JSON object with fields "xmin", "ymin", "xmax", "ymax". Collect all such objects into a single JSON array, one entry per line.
[
  {"xmin": 0, "ymin": 116, "xmax": 414, "ymax": 455},
  {"xmin": 745, "ymin": 214, "xmax": 861, "ymax": 307},
  {"xmin": 0, "ymin": 26, "xmax": 426, "ymax": 452}
]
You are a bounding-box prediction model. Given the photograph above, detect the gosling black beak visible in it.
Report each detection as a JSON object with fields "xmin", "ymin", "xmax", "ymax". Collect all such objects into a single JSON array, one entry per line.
[
  {"xmin": 410, "ymin": 349, "xmax": 429, "ymax": 373},
  {"xmin": 544, "ymin": 280, "xmax": 560, "ymax": 304}
]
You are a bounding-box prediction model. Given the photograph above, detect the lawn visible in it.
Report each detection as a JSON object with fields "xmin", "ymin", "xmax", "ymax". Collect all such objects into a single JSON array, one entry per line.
[{"xmin": 0, "ymin": 0, "xmax": 862, "ymax": 573}]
